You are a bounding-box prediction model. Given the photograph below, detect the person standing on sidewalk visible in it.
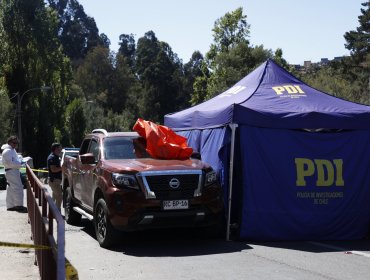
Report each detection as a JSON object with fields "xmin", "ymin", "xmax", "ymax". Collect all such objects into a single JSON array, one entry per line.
[
  {"xmin": 47, "ymin": 143, "xmax": 63, "ymax": 211},
  {"xmin": 1, "ymin": 136, "xmax": 27, "ymax": 213}
]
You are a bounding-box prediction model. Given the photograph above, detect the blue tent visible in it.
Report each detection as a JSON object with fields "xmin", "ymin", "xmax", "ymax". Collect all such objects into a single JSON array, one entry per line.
[{"xmin": 164, "ymin": 59, "xmax": 370, "ymax": 240}]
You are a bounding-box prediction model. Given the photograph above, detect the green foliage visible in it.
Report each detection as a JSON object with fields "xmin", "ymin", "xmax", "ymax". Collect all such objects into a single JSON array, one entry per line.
[
  {"xmin": 0, "ymin": 85, "xmax": 14, "ymax": 143},
  {"xmin": 211, "ymin": 7, "xmax": 250, "ymax": 54},
  {"xmin": 75, "ymin": 45, "xmax": 114, "ymax": 106},
  {"xmin": 0, "ymin": 0, "xmax": 72, "ymax": 166},
  {"xmin": 277, "ymin": 3, "xmax": 370, "ymax": 108},
  {"xmin": 111, "ymin": 53, "xmax": 141, "ymax": 114},
  {"xmin": 118, "ymin": 33, "xmax": 136, "ymax": 69},
  {"xmin": 135, "ymin": 31, "xmax": 185, "ymax": 123},
  {"xmin": 301, "ymin": 3, "xmax": 370, "ymax": 106},
  {"xmin": 64, "ymin": 98, "xmax": 86, "ymax": 147},
  {"xmin": 47, "ymin": 0, "xmax": 104, "ymax": 67},
  {"xmin": 74, "ymin": 45, "xmax": 141, "ymax": 129},
  {"xmin": 341, "ymin": 2, "xmax": 370, "ymax": 103},
  {"xmin": 273, "ymin": 48, "xmax": 289, "ymax": 69},
  {"xmin": 182, "ymin": 51, "xmax": 205, "ymax": 106},
  {"xmin": 83, "ymin": 102, "xmax": 104, "ymax": 133},
  {"xmin": 344, "ymin": 2, "xmax": 370, "ymax": 64},
  {"xmin": 192, "ymin": 7, "xmax": 272, "ymax": 103},
  {"xmin": 1, "ymin": 0, "xmax": 369, "ymax": 166},
  {"xmin": 101, "ymin": 110, "xmax": 134, "ymax": 132},
  {"xmin": 186, "ymin": 52, "xmax": 208, "ymax": 105},
  {"xmin": 301, "ymin": 66, "xmax": 357, "ymax": 101}
]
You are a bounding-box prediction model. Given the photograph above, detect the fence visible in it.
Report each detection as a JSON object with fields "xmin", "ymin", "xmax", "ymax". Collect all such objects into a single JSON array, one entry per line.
[{"xmin": 26, "ymin": 165, "xmax": 66, "ymax": 280}]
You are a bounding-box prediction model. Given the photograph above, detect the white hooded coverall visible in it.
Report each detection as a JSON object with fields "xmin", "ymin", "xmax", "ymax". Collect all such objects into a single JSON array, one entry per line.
[{"xmin": 1, "ymin": 144, "xmax": 24, "ymax": 208}]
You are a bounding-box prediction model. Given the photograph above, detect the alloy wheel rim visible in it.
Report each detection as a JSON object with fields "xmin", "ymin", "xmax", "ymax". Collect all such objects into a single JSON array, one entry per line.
[
  {"xmin": 65, "ymin": 194, "xmax": 71, "ymax": 218},
  {"xmin": 97, "ymin": 205, "xmax": 107, "ymax": 239}
]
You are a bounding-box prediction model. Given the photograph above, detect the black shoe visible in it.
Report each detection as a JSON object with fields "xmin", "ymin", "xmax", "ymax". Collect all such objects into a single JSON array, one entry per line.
[{"xmin": 7, "ymin": 206, "xmax": 27, "ymax": 213}]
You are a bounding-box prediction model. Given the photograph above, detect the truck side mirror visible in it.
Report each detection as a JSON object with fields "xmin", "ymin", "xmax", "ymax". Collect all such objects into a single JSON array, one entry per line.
[{"xmin": 80, "ymin": 153, "xmax": 95, "ymax": 164}]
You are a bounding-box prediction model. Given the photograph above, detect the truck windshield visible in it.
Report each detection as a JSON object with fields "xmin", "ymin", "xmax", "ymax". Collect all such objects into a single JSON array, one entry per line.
[{"xmin": 104, "ymin": 137, "xmax": 150, "ymax": 160}]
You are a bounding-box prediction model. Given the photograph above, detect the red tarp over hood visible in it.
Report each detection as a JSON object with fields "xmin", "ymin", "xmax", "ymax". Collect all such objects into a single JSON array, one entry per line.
[{"xmin": 133, "ymin": 118, "xmax": 193, "ymax": 160}]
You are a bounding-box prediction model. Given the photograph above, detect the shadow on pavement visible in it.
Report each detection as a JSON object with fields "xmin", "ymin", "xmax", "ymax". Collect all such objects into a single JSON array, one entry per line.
[
  {"xmin": 69, "ymin": 217, "xmax": 370, "ymax": 256},
  {"xmin": 76, "ymin": 217, "xmax": 251, "ymax": 257}
]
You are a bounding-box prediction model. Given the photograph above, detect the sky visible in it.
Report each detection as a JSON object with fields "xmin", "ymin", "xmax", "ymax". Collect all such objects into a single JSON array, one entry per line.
[{"xmin": 77, "ymin": 0, "xmax": 365, "ymax": 65}]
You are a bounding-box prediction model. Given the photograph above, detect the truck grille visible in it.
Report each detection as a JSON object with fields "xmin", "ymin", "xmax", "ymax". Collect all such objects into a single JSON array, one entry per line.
[{"xmin": 138, "ymin": 170, "xmax": 203, "ymax": 199}]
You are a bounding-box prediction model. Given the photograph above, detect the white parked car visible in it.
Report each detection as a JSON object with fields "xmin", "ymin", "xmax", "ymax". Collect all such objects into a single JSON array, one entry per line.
[{"xmin": 60, "ymin": 148, "xmax": 79, "ymax": 167}]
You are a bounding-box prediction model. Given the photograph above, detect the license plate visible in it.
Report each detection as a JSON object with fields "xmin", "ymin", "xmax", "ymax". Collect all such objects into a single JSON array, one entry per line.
[{"xmin": 163, "ymin": 200, "xmax": 189, "ymax": 210}]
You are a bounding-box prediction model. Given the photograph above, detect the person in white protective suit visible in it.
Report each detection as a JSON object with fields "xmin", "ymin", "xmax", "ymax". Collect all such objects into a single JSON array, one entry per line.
[{"xmin": 1, "ymin": 136, "xmax": 27, "ymax": 213}]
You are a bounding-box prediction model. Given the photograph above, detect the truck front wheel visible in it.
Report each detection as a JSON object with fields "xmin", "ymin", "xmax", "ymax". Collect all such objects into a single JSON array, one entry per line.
[
  {"xmin": 64, "ymin": 187, "xmax": 81, "ymax": 225},
  {"xmin": 94, "ymin": 198, "xmax": 118, "ymax": 248}
]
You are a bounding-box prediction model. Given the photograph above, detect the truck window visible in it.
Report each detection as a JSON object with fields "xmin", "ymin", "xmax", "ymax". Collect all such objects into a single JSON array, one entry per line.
[
  {"xmin": 133, "ymin": 137, "xmax": 150, "ymax": 158},
  {"xmin": 104, "ymin": 137, "xmax": 136, "ymax": 160},
  {"xmin": 80, "ymin": 139, "xmax": 90, "ymax": 154},
  {"xmin": 89, "ymin": 139, "xmax": 100, "ymax": 162}
]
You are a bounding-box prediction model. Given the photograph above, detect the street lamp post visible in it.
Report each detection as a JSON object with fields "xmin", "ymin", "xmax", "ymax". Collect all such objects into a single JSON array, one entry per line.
[{"xmin": 16, "ymin": 86, "xmax": 52, "ymax": 153}]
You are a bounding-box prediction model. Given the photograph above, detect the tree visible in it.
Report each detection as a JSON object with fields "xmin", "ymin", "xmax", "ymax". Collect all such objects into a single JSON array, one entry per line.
[
  {"xmin": 183, "ymin": 51, "xmax": 206, "ymax": 106},
  {"xmin": 192, "ymin": 7, "xmax": 271, "ymax": 102},
  {"xmin": 47, "ymin": 0, "xmax": 104, "ymax": 67},
  {"xmin": 135, "ymin": 31, "xmax": 185, "ymax": 123},
  {"xmin": 100, "ymin": 33, "xmax": 111, "ymax": 49},
  {"xmin": 302, "ymin": 66, "xmax": 359, "ymax": 103},
  {"xmin": 64, "ymin": 98, "xmax": 86, "ymax": 147},
  {"xmin": 191, "ymin": 61, "xmax": 210, "ymax": 105},
  {"xmin": 273, "ymin": 48, "xmax": 289, "ymax": 69},
  {"xmin": 83, "ymin": 101, "xmax": 105, "ymax": 133},
  {"xmin": 210, "ymin": 7, "xmax": 250, "ymax": 54},
  {"xmin": 340, "ymin": 1, "xmax": 370, "ymax": 103},
  {"xmin": 344, "ymin": 1, "xmax": 370, "ymax": 64},
  {"xmin": 118, "ymin": 33, "xmax": 136, "ymax": 69},
  {"xmin": 0, "ymin": 0, "xmax": 72, "ymax": 166},
  {"xmin": 101, "ymin": 110, "xmax": 134, "ymax": 132},
  {"xmin": 75, "ymin": 45, "xmax": 114, "ymax": 108},
  {"xmin": 0, "ymin": 85, "xmax": 14, "ymax": 143},
  {"xmin": 111, "ymin": 53, "xmax": 142, "ymax": 115}
]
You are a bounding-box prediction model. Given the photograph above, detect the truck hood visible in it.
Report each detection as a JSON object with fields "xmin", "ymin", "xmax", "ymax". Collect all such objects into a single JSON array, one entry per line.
[{"xmin": 101, "ymin": 158, "xmax": 210, "ymax": 173}]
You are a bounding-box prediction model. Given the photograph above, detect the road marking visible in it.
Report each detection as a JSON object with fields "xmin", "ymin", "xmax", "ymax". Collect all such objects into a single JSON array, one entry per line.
[{"xmin": 308, "ymin": 241, "xmax": 370, "ymax": 258}]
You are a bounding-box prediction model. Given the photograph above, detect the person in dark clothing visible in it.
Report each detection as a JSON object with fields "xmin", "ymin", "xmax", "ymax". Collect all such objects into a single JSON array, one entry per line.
[{"xmin": 47, "ymin": 143, "xmax": 63, "ymax": 211}]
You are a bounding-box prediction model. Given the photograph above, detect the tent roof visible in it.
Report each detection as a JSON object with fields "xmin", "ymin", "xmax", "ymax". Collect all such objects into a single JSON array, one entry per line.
[{"xmin": 164, "ymin": 59, "xmax": 370, "ymax": 130}]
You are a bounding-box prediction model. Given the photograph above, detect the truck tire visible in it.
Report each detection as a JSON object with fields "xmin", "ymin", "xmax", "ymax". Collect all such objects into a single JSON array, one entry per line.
[
  {"xmin": 64, "ymin": 187, "xmax": 81, "ymax": 225},
  {"xmin": 94, "ymin": 198, "xmax": 118, "ymax": 248},
  {"xmin": 0, "ymin": 182, "xmax": 6, "ymax": 190}
]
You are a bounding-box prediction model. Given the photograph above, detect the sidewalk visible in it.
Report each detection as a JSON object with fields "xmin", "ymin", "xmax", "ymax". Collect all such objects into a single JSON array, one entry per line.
[{"xmin": 0, "ymin": 189, "xmax": 40, "ymax": 280}]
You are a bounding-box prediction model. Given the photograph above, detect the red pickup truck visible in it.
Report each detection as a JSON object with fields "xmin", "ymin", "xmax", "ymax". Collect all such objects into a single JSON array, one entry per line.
[{"xmin": 62, "ymin": 129, "xmax": 224, "ymax": 247}]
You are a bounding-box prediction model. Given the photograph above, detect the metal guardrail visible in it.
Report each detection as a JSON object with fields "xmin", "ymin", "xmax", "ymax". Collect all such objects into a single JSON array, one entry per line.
[{"xmin": 26, "ymin": 165, "xmax": 66, "ymax": 280}]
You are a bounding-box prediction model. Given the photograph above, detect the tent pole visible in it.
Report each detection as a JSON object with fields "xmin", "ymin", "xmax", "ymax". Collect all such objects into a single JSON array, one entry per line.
[{"xmin": 226, "ymin": 123, "xmax": 238, "ymax": 241}]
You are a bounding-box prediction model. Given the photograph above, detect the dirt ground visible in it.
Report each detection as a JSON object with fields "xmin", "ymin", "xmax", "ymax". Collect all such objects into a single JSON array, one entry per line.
[{"xmin": 0, "ymin": 190, "xmax": 40, "ymax": 279}]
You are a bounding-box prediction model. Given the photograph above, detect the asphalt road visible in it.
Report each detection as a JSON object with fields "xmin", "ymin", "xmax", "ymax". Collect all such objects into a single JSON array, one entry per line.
[
  {"xmin": 3, "ymin": 187, "xmax": 369, "ymax": 280},
  {"xmin": 63, "ymin": 216, "xmax": 370, "ymax": 280}
]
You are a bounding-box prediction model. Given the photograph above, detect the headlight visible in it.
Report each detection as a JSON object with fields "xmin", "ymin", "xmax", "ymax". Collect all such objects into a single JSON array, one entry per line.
[
  {"xmin": 112, "ymin": 173, "xmax": 139, "ymax": 190},
  {"xmin": 205, "ymin": 170, "xmax": 217, "ymax": 186}
]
